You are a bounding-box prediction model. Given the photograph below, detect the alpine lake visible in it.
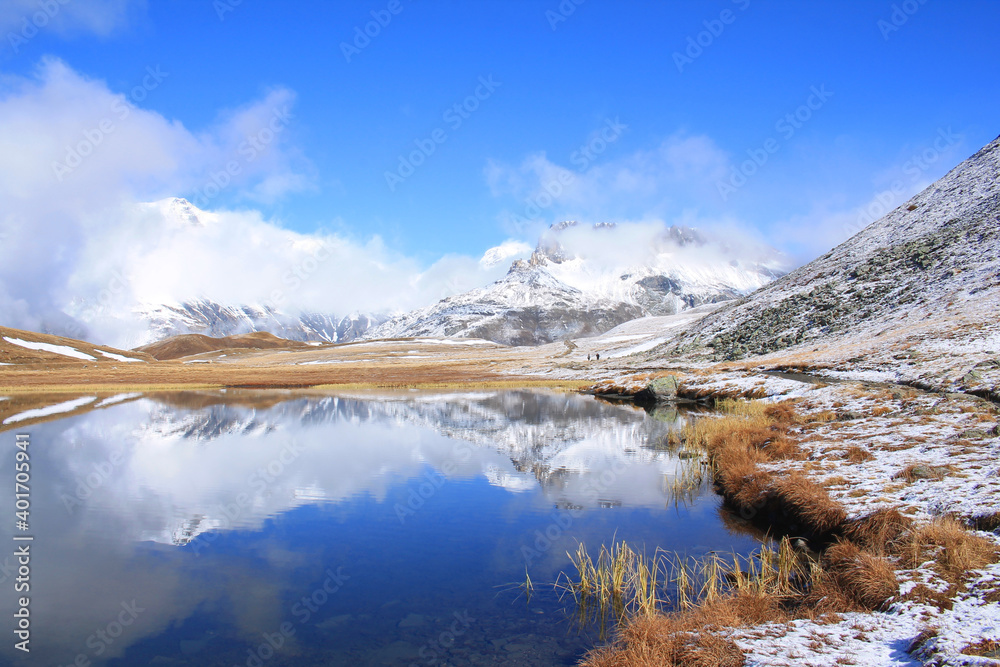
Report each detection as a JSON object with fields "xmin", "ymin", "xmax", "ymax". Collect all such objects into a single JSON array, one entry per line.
[{"xmin": 0, "ymin": 389, "xmax": 765, "ymax": 666}]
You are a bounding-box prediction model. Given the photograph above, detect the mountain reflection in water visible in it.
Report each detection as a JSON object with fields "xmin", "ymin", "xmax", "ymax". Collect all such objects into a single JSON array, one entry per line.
[{"xmin": 0, "ymin": 389, "xmax": 760, "ymax": 667}]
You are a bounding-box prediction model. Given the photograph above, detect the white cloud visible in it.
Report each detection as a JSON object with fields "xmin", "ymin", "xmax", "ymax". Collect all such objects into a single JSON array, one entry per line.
[
  {"xmin": 0, "ymin": 60, "xmax": 516, "ymax": 347},
  {"xmin": 487, "ymin": 132, "xmax": 731, "ymax": 233}
]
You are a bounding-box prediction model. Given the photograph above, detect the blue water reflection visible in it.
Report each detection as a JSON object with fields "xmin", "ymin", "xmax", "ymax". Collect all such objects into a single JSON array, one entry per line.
[{"xmin": 0, "ymin": 390, "xmax": 760, "ymax": 666}]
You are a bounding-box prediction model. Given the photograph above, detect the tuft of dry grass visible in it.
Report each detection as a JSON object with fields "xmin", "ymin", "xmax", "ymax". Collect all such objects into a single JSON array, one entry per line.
[
  {"xmin": 969, "ymin": 511, "xmax": 1000, "ymax": 532},
  {"xmin": 822, "ymin": 540, "xmax": 899, "ymax": 610},
  {"xmin": 581, "ymin": 613, "xmax": 746, "ymax": 667},
  {"xmin": 961, "ymin": 638, "xmax": 1000, "ymax": 658},
  {"xmin": 845, "ymin": 446, "xmax": 875, "ymax": 464},
  {"xmin": 902, "ymin": 517, "xmax": 999, "ymax": 580},
  {"xmin": 892, "ymin": 462, "xmax": 951, "ymax": 482},
  {"xmin": 772, "ymin": 473, "xmax": 848, "ymax": 536},
  {"xmin": 843, "ymin": 508, "xmax": 913, "ymax": 556}
]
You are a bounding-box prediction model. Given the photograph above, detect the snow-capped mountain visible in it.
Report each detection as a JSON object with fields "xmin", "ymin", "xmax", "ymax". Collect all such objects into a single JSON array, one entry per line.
[
  {"xmin": 660, "ymin": 134, "xmax": 1000, "ymax": 396},
  {"xmin": 71, "ymin": 198, "xmax": 784, "ymax": 349},
  {"xmin": 97, "ymin": 198, "xmax": 391, "ymax": 346},
  {"xmin": 135, "ymin": 299, "xmax": 386, "ymax": 346},
  {"xmin": 367, "ymin": 221, "xmax": 788, "ymax": 345}
]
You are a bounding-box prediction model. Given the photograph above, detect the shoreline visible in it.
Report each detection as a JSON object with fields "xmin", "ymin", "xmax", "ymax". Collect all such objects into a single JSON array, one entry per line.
[{"xmin": 2, "ymin": 350, "xmax": 998, "ymax": 665}]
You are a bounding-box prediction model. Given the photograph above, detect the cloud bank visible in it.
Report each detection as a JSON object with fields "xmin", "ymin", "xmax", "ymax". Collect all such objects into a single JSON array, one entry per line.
[{"xmin": 0, "ymin": 60, "xmax": 526, "ymax": 347}]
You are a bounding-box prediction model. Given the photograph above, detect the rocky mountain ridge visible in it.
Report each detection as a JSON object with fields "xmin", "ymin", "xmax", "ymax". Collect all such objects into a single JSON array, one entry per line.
[{"xmin": 366, "ymin": 221, "xmax": 787, "ymax": 346}]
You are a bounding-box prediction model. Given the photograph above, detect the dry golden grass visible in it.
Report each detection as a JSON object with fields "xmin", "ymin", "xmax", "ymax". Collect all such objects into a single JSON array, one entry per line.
[
  {"xmin": 845, "ymin": 446, "xmax": 875, "ymax": 464},
  {"xmin": 892, "ymin": 463, "xmax": 950, "ymax": 483},
  {"xmin": 843, "ymin": 508, "xmax": 913, "ymax": 556},
  {"xmin": 822, "ymin": 540, "xmax": 899, "ymax": 610},
  {"xmin": 136, "ymin": 330, "xmax": 310, "ymax": 360},
  {"xmin": 581, "ymin": 613, "xmax": 746, "ymax": 667},
  {"xmin": 772, "ymin": 473, "xmax": 848, "ymax": 536},
  {"xmin": 0, "ymin": 351, "xmax": 550, "ymax": 393},
  {"xmin": 902, "ymin": 517, "xmax": 999, "ymax": 580},
  {"xmin": 962, "ymin": 638, "xmax": 1000, "ymax": 657}
]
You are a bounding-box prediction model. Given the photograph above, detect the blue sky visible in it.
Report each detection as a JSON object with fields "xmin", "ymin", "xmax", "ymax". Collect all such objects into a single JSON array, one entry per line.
[
  {"xmin": 3, "ymin": 0, "xmax": 997, "ymax": 261},
  {"xmin": 0, "ymin": 0, "xmax": 997, "ymax": 343}
]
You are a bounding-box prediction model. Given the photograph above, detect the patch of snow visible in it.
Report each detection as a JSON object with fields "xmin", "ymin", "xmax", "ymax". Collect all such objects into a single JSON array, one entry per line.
[
  {"xmin": 97, "ymin": 350, "xmax": 144, "ymax": 363},
  {"xmin": 3, "ymin": 337, "xmax": 96, "ymax": 361},
  {"xmin": 96, "ymin": 393, "xmax": 142, "ymax": 408},
  {"xmin": 3, "ymin": 396, "xmax": 97, "ymax": 424}
]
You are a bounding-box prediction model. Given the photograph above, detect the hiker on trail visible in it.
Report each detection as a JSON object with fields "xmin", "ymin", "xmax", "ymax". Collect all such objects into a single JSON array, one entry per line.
[
  {"xmin": 587, "ymin": 353, "xmax": 591, "ymax": 361},
  {"xmin": 596, "ymin": 353, "xmax": 600, "ymax": 361}
]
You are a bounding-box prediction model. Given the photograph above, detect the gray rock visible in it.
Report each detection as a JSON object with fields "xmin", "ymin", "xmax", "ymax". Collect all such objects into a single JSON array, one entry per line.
[{"xmin": 634, "ymin": 375, "xmax": 680, "ymax": 404}]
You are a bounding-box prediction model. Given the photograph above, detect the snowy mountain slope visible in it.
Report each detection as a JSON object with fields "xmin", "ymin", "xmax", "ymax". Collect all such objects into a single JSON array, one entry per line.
[
  {"xmin": 96, "ymin": 198, "xmax": 391, "ymax": 346},
  {"xmin": 135, "ymin": 299, "xmax": 385, "ymax": 347},
  {"xmin": 660, "ymin": 134, "xmax": 1000, "ymax": 394},
  {"xmin": 367, "ymin": 222, "xmax": 787, "ymax": 346}
]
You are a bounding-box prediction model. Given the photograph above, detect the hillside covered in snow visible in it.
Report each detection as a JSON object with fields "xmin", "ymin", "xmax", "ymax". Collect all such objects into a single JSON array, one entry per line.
[
  {"xmin": 367, "ymin": 221, "xmax": 787, "ymax": 346},
  {"xmin": 655, "ymin": 134, "xmax": 1000, "ymax": 397}
]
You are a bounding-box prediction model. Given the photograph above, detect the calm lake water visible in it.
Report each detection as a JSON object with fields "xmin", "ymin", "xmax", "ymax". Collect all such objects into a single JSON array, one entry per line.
[{"xmin": 1, "ymin": 390, "xmax": 761, "ymax": 666}]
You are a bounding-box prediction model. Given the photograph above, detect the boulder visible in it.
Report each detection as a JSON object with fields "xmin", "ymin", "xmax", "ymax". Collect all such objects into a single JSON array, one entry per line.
[{"xmin": 634, "ymin": 375, "xmax": 680, "ymax": 404}]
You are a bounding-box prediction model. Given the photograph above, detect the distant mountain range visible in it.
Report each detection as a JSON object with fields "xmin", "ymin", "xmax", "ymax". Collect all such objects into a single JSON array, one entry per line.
[
  {"xmin": 134, "ymin": 300, "xmax": 385, "ymax": 347},
  {"xmin": 119, "ymin": 207, "xmax": 787, "ymax": 348},
  {"xmin": 365, "ymin": 221, "xmax": 787, "ymax": 345}
]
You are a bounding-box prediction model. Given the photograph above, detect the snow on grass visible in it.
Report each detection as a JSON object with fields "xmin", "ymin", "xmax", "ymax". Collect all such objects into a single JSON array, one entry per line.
[
  {"xmin": 3, "ymin": 337, "xmax": 96, "ymax": 361},
  {"xmin": 421, "ymin": 338, "xmax": 495, "ymax": 346},
  {"xmin": 3, "ymin": 396, "xmax": 97, "ymax": 424},
  {"xmin": 97, "ymin": 350, "xmax": 144, "ymax": 363},
  {"xmin": 607, "ymin": 337, "xmax": 670, "ymax": 358},
  {"xmin": 661, "ymin": 370, "xmax": 1000, "ymax": 667},
  {"xmin": 95, "ymin": 393, "xmax": 142, "ymax": 408}
]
